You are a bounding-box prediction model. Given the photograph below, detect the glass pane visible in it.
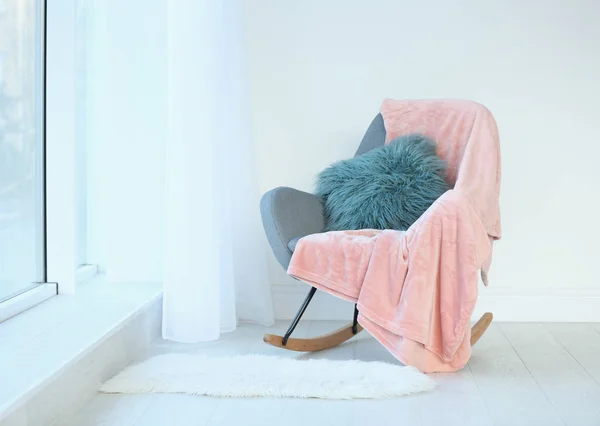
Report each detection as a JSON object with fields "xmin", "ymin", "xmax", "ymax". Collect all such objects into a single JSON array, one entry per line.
[{"xmin": 0, "ymin": 0, "xmax": 45, "ymax": 300}]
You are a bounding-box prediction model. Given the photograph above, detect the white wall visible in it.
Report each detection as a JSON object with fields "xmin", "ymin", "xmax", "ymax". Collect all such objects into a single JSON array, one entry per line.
[{"xmin": 243, "ymin": 1, "xmax": 600, "ymax": 319}]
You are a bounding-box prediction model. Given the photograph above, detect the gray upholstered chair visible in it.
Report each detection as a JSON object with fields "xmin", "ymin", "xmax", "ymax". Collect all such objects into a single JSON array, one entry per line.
[
  {"xmin": 259, "ymin": 114, "xmax": 387, "ymax": 350},
  {"xmin": 260, "ymin": 114, "xmax": 386, "ymax": 271}
]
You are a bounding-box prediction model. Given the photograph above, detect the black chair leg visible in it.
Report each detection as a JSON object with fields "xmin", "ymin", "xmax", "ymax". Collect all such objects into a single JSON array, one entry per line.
[
  {"xmin": 282, "ymin": 287, "xmax": 317, "ymax": 346},
  {"xmin": 352, "ymin": 304, "xmax": 359, "ymax": 334}
]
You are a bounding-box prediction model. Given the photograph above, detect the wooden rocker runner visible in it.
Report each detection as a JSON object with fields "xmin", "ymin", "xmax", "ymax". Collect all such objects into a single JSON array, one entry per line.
[{"xmin": 263, "ymin": 287, "xmax": 493, "ymax": 352}]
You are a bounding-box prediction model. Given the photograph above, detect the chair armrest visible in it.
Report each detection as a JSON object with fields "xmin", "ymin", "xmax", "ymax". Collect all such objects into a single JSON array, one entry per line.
[{"xmin": 260, "ymin": 186, "xmax": 325, "ymax": 269}]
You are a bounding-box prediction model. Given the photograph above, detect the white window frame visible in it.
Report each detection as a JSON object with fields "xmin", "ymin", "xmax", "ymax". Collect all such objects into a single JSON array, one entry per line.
[
  {"xmin": 0, "ymin": 0, "xmax": 56, "ymax": 322},
  {"xmin": 1, "ymin": 0, "xmax": 96, "ymax": 323},
  {"xmin": 46, "ymin": 0, "xmax": 96, "ymax": 295},
  {"xmin": 0, "ymin": 0, "xmax": 98, "ymax": 322},
  {"xmin": 45, "ymin": 0, "xmax": 78, "ymax": 294}
]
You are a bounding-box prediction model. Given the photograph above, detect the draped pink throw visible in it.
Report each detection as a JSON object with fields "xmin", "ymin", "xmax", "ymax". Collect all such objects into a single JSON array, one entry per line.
[{"xmin": 287, "ymin": 99, "xmax": 501, "ymax": 372}]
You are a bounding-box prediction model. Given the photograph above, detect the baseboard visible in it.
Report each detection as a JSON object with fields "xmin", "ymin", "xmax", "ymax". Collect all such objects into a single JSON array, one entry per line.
[
  {"xmin": 272, "ymin": 284, "xmax": 600, "ymax": 322},
  {"xmin": 472, "ymin": 288, "xmax": 600, "ymax": 322},
  {"xmin": 272, "ymin": 285, "xmax": 356, "ymax": 321}
]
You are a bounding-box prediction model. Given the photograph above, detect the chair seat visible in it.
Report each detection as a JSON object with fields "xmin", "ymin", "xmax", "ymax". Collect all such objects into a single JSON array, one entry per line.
[{"xmin": 287, "ymin": 236, "xmax": 302, "ymax": 252}]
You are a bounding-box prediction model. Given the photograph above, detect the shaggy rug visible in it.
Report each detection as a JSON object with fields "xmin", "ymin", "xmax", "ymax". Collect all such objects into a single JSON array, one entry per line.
[{"xmin": 100, "ymin": 353, "xmax": 436, "ymax": 399}]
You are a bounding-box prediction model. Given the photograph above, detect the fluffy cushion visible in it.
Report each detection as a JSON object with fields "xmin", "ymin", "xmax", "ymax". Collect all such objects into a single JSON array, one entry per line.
[{"xmin": 315, "ymin": 134, "xmax": 450, "ymax": 231}]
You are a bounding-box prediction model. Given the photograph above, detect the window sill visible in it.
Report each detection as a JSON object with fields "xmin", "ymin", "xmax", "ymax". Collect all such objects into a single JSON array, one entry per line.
[{"xmin": 0, "ymin": 275, "xmax": 162, "ymax": 423}]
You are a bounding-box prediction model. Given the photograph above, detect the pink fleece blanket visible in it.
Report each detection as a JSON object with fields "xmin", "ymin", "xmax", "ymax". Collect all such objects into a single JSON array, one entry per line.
[{"xmin": 288, "ymin": 99, "xmax": 501, "ymax": 372}]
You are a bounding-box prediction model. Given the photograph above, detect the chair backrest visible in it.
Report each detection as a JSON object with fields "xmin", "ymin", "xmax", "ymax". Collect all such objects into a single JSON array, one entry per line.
[{"xmin": 354, "ymin": 113, "xmax": 386, "ymax": 157}]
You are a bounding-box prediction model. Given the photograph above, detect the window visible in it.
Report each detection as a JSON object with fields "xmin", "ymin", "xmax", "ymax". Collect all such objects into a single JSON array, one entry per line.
[{"xmin": 0, "ymin": 0, "xmax": 54, "ymax": 321}]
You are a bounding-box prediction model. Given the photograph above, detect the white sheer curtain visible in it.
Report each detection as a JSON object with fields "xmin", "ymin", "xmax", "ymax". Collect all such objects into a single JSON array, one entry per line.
[{"xmin": 162, "ymin": 0, "xmax": 274, "ymax": 343}]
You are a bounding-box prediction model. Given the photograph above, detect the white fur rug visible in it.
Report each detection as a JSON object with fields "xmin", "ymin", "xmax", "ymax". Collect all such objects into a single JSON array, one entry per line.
[{"xmin": 100, "ymin": 353, "xmax": 435, "ymax": 399}]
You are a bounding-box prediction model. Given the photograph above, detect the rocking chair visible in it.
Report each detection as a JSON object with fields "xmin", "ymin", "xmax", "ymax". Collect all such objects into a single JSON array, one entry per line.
[{"xmin": 259, "ymin": 113, "xmax": 493, "ymax": 353}]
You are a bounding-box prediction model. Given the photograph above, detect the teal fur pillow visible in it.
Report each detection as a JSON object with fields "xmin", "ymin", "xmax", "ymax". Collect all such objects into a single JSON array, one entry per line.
[{"xmin": 315, "ymin": 134, "xmax": 450, "ymax": 231}]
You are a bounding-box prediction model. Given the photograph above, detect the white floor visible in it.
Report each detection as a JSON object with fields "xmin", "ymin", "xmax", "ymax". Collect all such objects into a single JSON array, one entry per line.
[{"xmin": 65, "ymin": 321, "xmax": 600, "ymax": 426}]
